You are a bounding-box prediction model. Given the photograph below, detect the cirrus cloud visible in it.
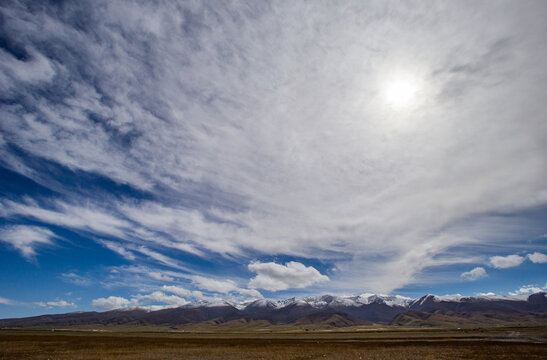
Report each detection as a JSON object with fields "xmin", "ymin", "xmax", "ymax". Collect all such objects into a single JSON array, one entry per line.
[
  {"xmin": 0, "ymin": 0, "xmax": 546, "ymax": 298},
  {"xmin": 0, "ymin": 225, "xmax": 56, "ymax": 261}
]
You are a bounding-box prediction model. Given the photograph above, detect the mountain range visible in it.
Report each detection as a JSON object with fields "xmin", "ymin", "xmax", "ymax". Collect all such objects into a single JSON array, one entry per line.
[{"xmin": 1, "ymin": 292, "xmax": 546, "ymax": 330}]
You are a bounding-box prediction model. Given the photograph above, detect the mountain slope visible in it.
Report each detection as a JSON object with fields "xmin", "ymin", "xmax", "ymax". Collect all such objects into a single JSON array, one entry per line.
[
  {"xmin": 1, "ymin": 292, "xmax": 545, "ymax": 329},
  {"xmin": 391, "ymin": 310, "xmax": 547, "ymax": 328}
]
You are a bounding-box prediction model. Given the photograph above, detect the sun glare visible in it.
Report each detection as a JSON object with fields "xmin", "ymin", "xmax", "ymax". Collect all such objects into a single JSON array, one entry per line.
[{"xmin": 383, "ymin": 75, "xmax": 421, "ymax": 109}]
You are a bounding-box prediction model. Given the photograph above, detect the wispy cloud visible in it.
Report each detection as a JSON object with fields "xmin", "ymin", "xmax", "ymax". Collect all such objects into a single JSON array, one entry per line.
[
  {"xmin": 133, "ymin": 291, "xmax": 188, "ymax": 308},
  {"xmin": 40, "ymin": 300, "xmax": 76, "ymax": 308},
  {"xmin": 189, "ymin": 275, "xmax": 263, "ymax": 299},
  {"xmin": 1, "ymin": 1, "xmax": 546, "ymax": 296},
  {"xmin": 161, "ymin": 285, "xmax": 204, "ymax": 300},
  {"xmin": 2, "ymin": 296, "xmax": 76, "ymax": 308},
  {"xmin": 96, "ymin": 265, "xmax": 262, "ymax": 302},
  {"xmin": 0, "ymin": 225, "xmax": 56, "ymax": 261},
  {"xmin": 60, "ymin": 272, "xmax": 92, "ymax": 287},
  {"xmin": 191, "ymin": 276, "xmax": 239, "ymax": 294},
  {"xmin": 0, "ymin": 296, "xmax": 16, "ymax": 305},
  {"xmin": 100, "ymin": 241, "xmax": 136, "ymax": 261}
]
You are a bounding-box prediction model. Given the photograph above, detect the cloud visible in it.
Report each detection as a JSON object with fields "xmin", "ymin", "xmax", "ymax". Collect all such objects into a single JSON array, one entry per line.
[
  {"xmin": 1, "ymin": 201, "xmax": 131, "ymax": 240},
  {"xmin": 133, "ymin": 291, "xmax": 188, "ymax": 308},
  {"xmin": 487, "ymin": 252, "xmax": 547, "ymax": 269},
  {"xmin": 92, "ymin": 291, "xmax": 188, "ymax": 311},
  {"xmin": 0, "ymin": 46, "xmax": 56, "ymax": 88},
  {"xmin": 135, "ymin": 246, "xmax": 190, "ymax": 271},
  {"xmin": 3, "ymin": 296, "xmax": 76, "ymax": 308},
  {"xmin": 237, "ymin": 288, "xmax": 264, "ymax": 299},
  {"xmin": 100, "ymin": 241, "xmax": 136, "ymax": 261},
  {"xmin": 162, "ymin": 283, "xmax": 262, "ymax": 301},
  {"xmin": 96, "ymin": 265, "xmax": 200, "ymax": 292},
  {"xmin": 509, "ymin": 284, "xmax": 546, "ymax": 296},
  {"xmin": 39, "ymin": 300, "xmax": 76, "ymax": 308},
  {"xmin": 2, "ymin": 295, "xmax": 77, "ymax": 308},
  {"xmin": 161, "ymin": 285, "xmax": 204, "ymax": 299},
  {"xmin": 248, "ymin": 261, "xmax": 329, "ymax": 291},
  {"xmin": 0, "ymin": 1, "xmax": 546, "ymax": 294},
  {"xmin": 148, "ymin": 272, "xmax": 174, "ymax": 282},
  {"xmin": 0, "ymin": 296, "xmax": 16, "ymax": 305},
  {"xmin": 527, "ymin": 252, "xmax": 547, "ymax": 264},
  {"xmin": 0, "ymin": 225, "xmax": 55, "ymax": 260},
  {"xmin": 91, "ymin": 296, "xmax": 132, "ymax": 311},
  {"xmin": 100, "ymin": 265, "xmax": 262, "ymax": 302},
  {"xmin": 91, "ymin": 282, "xmax": 261, "ymax": 311},
  {"xmin": 461, "ymin": 267, "xmax": 488, "ymax": 281},
  {"xmin": 190, "ymin": 275, "xmax": 239, "ymax": 294},
  {"xmin": 0, "ymin": 199, "xmax": 200, "ymax": 271},
  {"xmin": 60, "ymin": 272, "xmax": 92, "ymax": 286},
  {"xmin": 489, "ymin": 254, "xmax": 526, "ymax": 269}
]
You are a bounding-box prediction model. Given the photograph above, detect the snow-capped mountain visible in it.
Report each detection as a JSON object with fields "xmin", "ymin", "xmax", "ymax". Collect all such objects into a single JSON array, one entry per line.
[
  {"xmin": 242, "ymin": 294, "xmax": 412, "ymax": 310},
  {"xmin": 0, "ymin": 292, "xmax": 545, "ymax": 329}
]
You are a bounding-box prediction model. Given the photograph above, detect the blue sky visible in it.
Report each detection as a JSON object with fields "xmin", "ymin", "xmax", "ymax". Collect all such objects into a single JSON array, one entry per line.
[{"xmin": 1, "ymin": 0, "xmax": 546, "ymax": 318}]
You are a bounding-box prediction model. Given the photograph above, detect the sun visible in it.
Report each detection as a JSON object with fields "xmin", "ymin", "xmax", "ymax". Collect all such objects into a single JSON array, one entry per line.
[{"xmin": 382, "ymin": 75, "xmax": 421, "ymax": 109}]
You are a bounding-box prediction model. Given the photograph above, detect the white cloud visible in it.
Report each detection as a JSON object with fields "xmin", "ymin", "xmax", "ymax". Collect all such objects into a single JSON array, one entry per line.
[
  {"xmin": 1, "ymin": 200, "xmax": 131, "ymax": 240},
  {"xmin": 1, "ymin": 1, "xmax": 547, "ymax": 294},
  {"xmin": 489, "ymin": 254, "xmax": 526, "ymax": 269},
  {"xmin": 148, "ymin": 272, "xmax": 174, "ymax": 282},
  {"xmin": 0, "ymin": 225, "xmax": 55, "ymax": 260},
  {"xmin": 527, "ymin": 252, "xmax": 547, "ymax": 264},
  {"xmin": 0, "ymin": 296, "xmax": 15, "ymax": 305},
  {"xmin": 40, "ymin": 300, "xmax": 76, "ymax": 308},
  {"xmin": 162, "ymin": 285, "xmax": 203, "ymax": 299},
  {"xmin": 134, "ymin": 246, "xmax": 191, "ymax": 271},
  {"xmin": 248, "ymin": 261, "xmax": 329, "ymax": 291},
  {"xmin": 61, "ymin": 272, "xmax": 92, "ymax": 286},
  {"xmin": 92, "ymin": 291, "xmax": 188, "ymax": 311},
  {"xmin": 162, "ymin": 283, "xmax": 262, "ymax": 301},
  {"xmin": 101, "ymin": 241, "xmax": 136, "ymax": 261},
  {"xmin": 509, "ymin": 284, "xmax": 546, "ymax": 296},
  {"xmin": 191, "ymin": 276, "xmax": 238, "ymax": 294},
  {"xmin": 237, "ymin": 288, "xmax": 264, "ymax": 299},
  {"xmin": 133, "ymin": 291, "xmax": 188, "ymax": 308},
  {"xmin": 91, "ymin": 296, "xmax": 132, "ymax": 310},
  {"xmin": 99, "ymin": 265, "xmax": 261, "ymax": 302},
  {"xmin": 0, "ymin": 47, "xmax": 56, "ymax": 87},
  {"xmin": 461, "ymin": 267, "xmax": 488, "ymax": 281}
]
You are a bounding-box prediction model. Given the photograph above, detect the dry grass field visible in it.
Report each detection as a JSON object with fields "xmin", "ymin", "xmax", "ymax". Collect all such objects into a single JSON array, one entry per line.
[{"xmin": 1, "ymin": 327, "xmax": 546, "ymax": 359}]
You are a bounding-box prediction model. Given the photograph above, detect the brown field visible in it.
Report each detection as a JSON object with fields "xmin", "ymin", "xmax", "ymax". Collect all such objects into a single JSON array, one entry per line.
[{"xmin": 1, "ymin": 327, "xmax": 546, "ymax": 359}]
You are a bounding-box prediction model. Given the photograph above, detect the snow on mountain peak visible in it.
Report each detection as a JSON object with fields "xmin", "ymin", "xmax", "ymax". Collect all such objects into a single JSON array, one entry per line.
[
  {"xmin": 357, "ymin": 294, "xmax": 412, "ymax": 307},
  {"xmin": 182, "ymin": 292, "xmax": 545, "ymax": 311},
  {"xmin": 246, "ymin": 299, "xmax": 280, "ymax": 309}
]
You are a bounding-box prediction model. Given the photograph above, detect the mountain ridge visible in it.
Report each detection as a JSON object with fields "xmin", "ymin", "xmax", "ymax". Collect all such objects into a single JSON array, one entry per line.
[{"xmin": 1, "ymin": 292, "xmax": 545, "ymax": 329}]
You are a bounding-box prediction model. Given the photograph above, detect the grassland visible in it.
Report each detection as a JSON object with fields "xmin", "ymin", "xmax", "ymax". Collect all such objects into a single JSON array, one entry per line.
[{"xmin": 1, "ymin": 327, "xmax": 546, "ymax": 359}]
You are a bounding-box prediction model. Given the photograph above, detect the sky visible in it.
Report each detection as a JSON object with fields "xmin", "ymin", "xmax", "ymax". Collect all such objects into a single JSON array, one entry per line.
[{"xmin": 0, "ymin": 0, "xmax": 546, "ymax": 318}]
